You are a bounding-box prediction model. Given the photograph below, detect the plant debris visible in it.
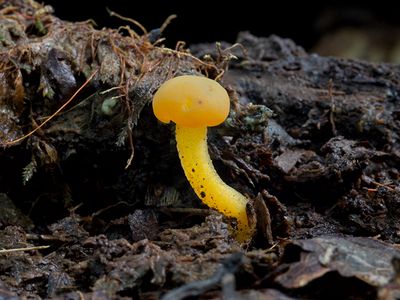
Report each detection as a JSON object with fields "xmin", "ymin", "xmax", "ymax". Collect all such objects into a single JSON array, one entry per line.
[{"xmin": 276, "ymin": 236, "xmax": 400, "ymax": 288}]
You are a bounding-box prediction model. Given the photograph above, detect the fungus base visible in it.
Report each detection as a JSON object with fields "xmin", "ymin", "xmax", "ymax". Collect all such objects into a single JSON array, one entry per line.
[{"xmin": 175, "ymin": 125, "xmax": 252, "ymax": 242}]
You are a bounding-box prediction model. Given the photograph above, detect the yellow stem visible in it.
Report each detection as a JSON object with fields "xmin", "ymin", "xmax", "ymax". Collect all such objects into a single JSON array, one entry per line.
[{"xmin": 175, "ymin": 125, "xmax": 252, "ymax": 242}]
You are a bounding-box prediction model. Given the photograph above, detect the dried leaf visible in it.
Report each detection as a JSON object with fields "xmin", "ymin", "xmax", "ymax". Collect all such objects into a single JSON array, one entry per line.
[{"xmin": 276, "ymin": 236, "xmax": 400, "ymax": 288}]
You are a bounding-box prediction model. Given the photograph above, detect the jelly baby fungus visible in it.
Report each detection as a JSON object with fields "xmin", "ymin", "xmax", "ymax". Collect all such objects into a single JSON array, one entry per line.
[{"xmin": 152, "ymin": 75, "xmax": 252, "ymax": 242}]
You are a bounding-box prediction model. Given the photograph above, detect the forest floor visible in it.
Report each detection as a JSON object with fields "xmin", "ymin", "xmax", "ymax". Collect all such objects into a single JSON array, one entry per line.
[{"xmin": 1, "ymin": 1, "xmax": 400, "ymax": 299}]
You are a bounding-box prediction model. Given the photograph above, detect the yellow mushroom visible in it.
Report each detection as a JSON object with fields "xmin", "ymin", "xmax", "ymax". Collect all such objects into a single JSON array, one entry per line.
[{"xmin": 152, "ymin": 75, "xmax": 252, "ymax": 242}]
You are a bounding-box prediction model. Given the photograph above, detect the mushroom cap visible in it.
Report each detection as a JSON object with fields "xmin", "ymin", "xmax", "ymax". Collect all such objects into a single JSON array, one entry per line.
[{"xmin": 152, "ymin": 75, "xmax": 230, "ymax": 128}]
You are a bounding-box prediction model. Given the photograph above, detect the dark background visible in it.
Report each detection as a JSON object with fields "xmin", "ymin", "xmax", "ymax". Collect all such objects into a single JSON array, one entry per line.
[{"xmin": 41, "ymin": 1, "xmax": 398, "ymax": 51}]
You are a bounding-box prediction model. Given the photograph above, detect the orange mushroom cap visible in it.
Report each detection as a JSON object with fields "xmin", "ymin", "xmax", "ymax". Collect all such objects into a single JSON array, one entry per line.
[{"xmin": 152, "ymin": 75, "xmax": 230, "ymax": 128}]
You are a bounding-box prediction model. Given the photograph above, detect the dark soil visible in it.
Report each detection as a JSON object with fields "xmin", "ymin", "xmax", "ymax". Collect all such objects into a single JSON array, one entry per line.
[{"xmin": 1, "ymin": 1, "xmax": 400, "ymax": 299}]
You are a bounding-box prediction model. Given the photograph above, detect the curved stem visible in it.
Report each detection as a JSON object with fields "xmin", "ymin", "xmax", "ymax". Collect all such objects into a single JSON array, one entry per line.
[{"xmin": 175, "ymin": 125, "xmax": 252, "ymax": 242}]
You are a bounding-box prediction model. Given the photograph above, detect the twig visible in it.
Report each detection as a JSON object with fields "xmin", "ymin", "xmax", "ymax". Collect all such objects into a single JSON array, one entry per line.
[
  {"xmin": 107, "ymin": 8, "xmax": 147, "ymax": 35},
  {"xmin": 160, "ymin": 14, "xmax": 177, "ymax": 33},
  {"xmin": 3, "ymin": 69, "xmax": 98, "ymax": 146},
  {"xmin": 0, "ymin": 245, "xmax": 49, "ymax": 254}
]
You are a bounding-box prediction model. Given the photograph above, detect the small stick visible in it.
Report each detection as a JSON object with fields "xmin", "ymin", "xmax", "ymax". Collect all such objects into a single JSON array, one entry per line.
[
  {"xmin": 0, "ymin": 245, "xmax": 49, "ymax": 254},
  {"xmin": 3, "ymin": 69, "xmax": 98, "ymax": 146}
]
